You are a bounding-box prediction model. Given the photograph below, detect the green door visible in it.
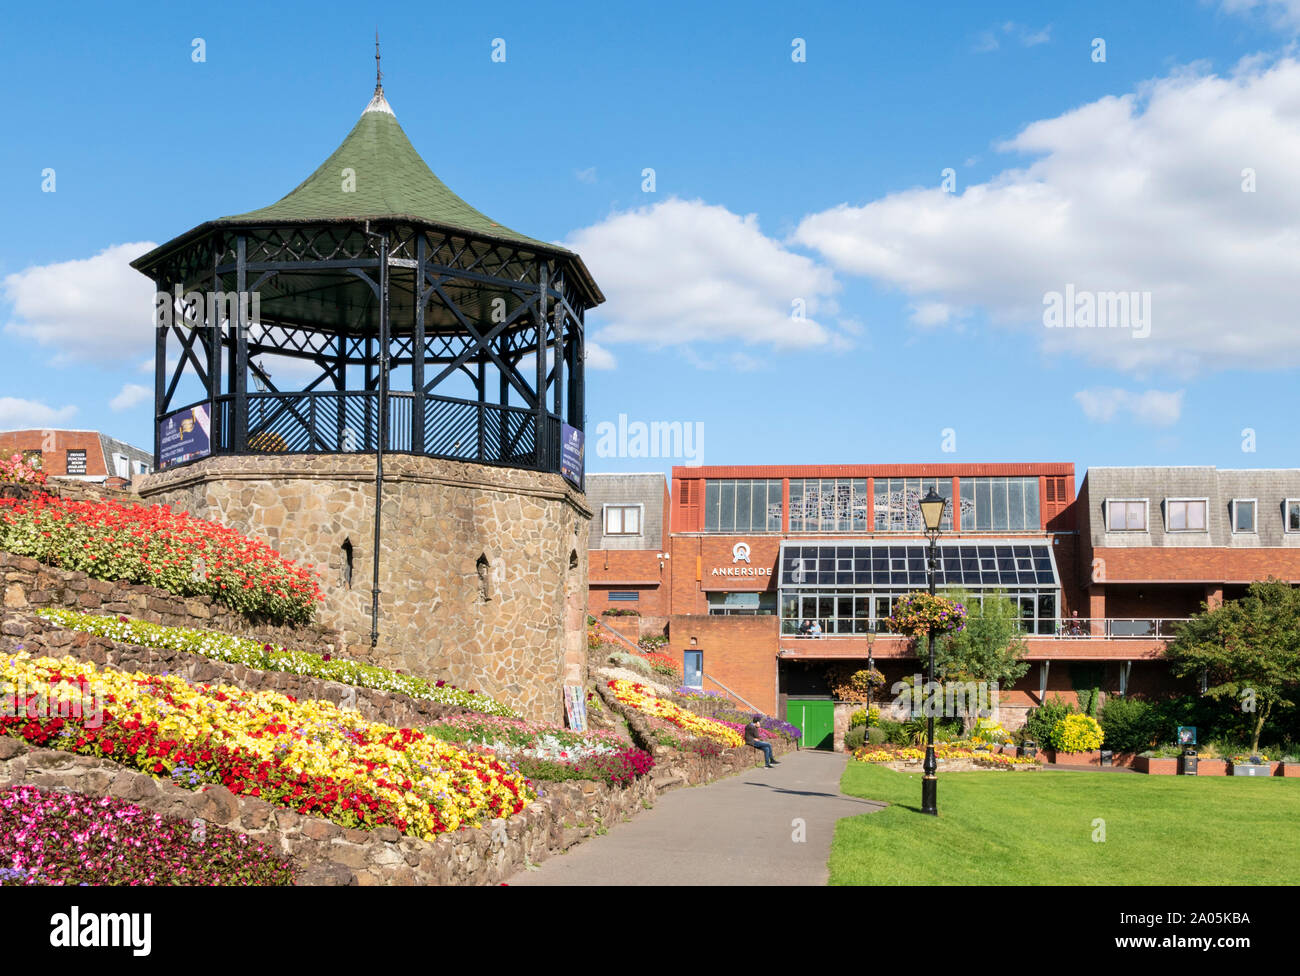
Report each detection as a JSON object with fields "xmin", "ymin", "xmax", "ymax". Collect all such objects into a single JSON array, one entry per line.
[{"xmin": 787, "ymin": 698, "xmax": 835, "ymax": 750}]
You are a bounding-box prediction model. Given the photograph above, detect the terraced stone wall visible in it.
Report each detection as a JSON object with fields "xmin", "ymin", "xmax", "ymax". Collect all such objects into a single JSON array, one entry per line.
[{"xmin": 136, "ymin": 454, "xmax": 591, "ymax": 723}]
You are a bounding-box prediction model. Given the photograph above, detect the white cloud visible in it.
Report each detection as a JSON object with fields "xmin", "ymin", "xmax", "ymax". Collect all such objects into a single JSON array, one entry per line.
[
  {"xmin": 0, "ymin": 397, "xmax": 78, "ymax": 430},
  {"xmin": 566, "ymin": 197, "xmax": 840, "ymax": 353},
  {"xmin": 1219, "ymin": 0, "xmax": 1300, "ymax": 30},
  {"xmin": 584, "ymin": 341, "xmax": 617, "ymax": 370},
  {"xmin": 973, "ymin": 22, "xmax": 1052, "ymax": 53},
  {"xmin": 909, "ymin": 302, "xmax": 958, "ymax": 328},
  {"xmin": 793, "ymin": 56, "xmax": 1300, "ymax": 377},
  {"xmin": 109, "ymin": 383, "xmax": 150, "ymax": 412},
  {"xmin": 1074, "ymin": 388, "xmax": 1185, "ymax": 426},
  {"xmin": 2, "ymin": 242, "xmax": 158, "ymax": 365}
]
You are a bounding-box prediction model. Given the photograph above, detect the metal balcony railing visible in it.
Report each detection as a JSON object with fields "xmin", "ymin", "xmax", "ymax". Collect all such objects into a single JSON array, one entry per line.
[{"xmin": 779, "ymin": 617, "xmax": 1193, "ymax": 640}]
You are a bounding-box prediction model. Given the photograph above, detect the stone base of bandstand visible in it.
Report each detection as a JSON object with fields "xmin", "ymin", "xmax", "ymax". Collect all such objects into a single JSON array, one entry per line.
[{"xmin": 137, "ymin": 453, "xmax": 591, "ymax": 724}]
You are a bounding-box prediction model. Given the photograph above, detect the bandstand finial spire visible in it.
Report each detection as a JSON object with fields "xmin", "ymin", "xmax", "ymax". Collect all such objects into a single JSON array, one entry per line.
[{"xmin": 375, "ymin": 29, "xmax": 383, "ymax": 93}]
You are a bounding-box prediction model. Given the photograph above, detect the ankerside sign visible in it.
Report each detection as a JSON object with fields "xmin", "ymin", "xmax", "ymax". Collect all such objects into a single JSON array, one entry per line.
[{"xmin": 710, "ymin": 541, "xmax": 772, "ymax": 578}]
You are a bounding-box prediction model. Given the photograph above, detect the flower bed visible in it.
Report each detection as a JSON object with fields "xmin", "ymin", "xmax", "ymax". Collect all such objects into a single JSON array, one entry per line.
[
  {"xmin": 0, "ymin": 492, "xmax": 321, "ymax": 624},
  {"xmin": 0, "ymin": 453, "xmax": 47, "ymax": 487},
  {"xmin": 1, "ymin": 652, "xmax": 534, "ymax": 840},
  {"xmin": 0, "ymin": 784, "xmax": 293, "ymax": 886},
  {"xmin": 851, "ymin": 743, "xmax": 1041, "ymax": 768},
  {"xmin": 607, "ymin": 680, "xmax": 744, "ymax": 748},
  {"xmin": 640, "ymin": 652, "xmax": 682, "ymax": 682},
  {"xmin": 36, "ymin": 608, "xmax": 517, "ymax": 717},
  {"xmin": 424, "ymin": 715, "xmax": 654, "ymax": 786}
]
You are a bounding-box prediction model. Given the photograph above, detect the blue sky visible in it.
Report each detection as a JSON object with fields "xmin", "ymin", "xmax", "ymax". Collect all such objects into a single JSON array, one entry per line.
[{"xmin": 2, "ymin": 0, "xmax": 1299, "ymax": 479}]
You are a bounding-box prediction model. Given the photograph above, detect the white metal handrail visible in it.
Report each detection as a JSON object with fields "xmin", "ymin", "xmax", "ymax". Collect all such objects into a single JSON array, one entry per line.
[{"xmin": 779, "ymin": 617, "xmax": 1194, "ymax": 640}]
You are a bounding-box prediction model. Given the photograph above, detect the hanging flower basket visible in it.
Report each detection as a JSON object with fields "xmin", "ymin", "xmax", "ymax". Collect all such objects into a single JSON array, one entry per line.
[
  {"xmin": 849, "ymin": 668, "xmax": 886, "ymax": 695},
  {"xmin": 887, "ymin": 592, "xmax": 967, "ymax": 638}
]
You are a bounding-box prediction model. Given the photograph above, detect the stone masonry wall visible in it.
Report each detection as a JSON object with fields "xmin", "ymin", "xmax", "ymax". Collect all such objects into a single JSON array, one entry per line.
[
  {"xmin": 595, "ymin": 681, "xmax": 799, "ymax": 790},
  {"xmin": 1, "ymin": 552, "xmax": 341, "ymax": 655},
  {"xmin": 135, "ymin": 454, "xmax": 592, "ymax": 724},
  {"xmin": 1, "ymin": 610, "xmax": 468, "ymax": 730},
  {"xmin": 0, "ymin": 735, "xmax": 654, "ymax": 886}
]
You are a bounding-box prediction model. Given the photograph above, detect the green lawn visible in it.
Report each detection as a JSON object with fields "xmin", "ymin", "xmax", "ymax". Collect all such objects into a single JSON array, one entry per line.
[{"xmin": 831, "ymin": 763, "xmax": 1300, "ymax": 885}]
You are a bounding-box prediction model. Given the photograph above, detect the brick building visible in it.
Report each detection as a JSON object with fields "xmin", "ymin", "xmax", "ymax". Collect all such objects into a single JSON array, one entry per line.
[
  {"xmin": 0, "ymin": 429, "xmax": 153, "ymax": 486},
  {"xmin": 586, "ymin": 473, "xmax": 673, "ymax": 632},
  {"xmin": 588, "ymin": 463, "xmax": 1300, "ymax": 746}
]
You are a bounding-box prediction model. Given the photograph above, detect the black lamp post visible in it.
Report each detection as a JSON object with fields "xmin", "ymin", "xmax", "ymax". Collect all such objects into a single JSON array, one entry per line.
[{"xmin": 918, "ymin": 486, "xmax": 947, "ymax": 817}]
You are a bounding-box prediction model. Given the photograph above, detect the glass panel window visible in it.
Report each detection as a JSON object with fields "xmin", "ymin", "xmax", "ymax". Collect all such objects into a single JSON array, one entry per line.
[
  {"xmin": 604, "ymin": 505, "xmax": 642, "ymax": 535},
  {"xmin": 704, "ymin": 479, "xmax": 782, "ymax": 532},
  {"xmin": 965, "ymin": 477, "xmax": 1040, "ymax": 531},
  {"xmin": 1233, "ymin": 499, "xmax": 1256, "ymax": 533},
  {"xmin": 1286, "ymin": 499, "xmax": 1300, "ymax": 533},
  {"xmin": 790, "ymin": 477, "xmax": 868, "ymax": 533},
  {"xmin": 1107, "ymin": 499, "xmax": 1147, "ymax": 532},
  {"xmin": 872, "ymin": 477, "xmax": 952, "ymax": 531},
  {"xmin": 1167, "ymin": 499, "xmax": 1206, "ymax": 532}
]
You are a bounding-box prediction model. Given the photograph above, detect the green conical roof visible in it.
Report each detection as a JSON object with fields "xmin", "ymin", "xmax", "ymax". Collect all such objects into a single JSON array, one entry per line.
[{"xmin": 217, "ymin": 87, "xmax": 560, "ymax": 252}]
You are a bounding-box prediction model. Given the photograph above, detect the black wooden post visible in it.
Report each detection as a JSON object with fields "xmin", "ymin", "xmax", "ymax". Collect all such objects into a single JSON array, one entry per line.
[
  {"xmin": 209, "ymin": 244, "xmax": 221, "ymax": 449},
  {"xmin": 412, "ymin": 233, "xmax": 426, "ymax": 453},
  {"xmin": 233, "ymin": 236, "xmax": 249, "ymax": 452},
  {"xmin": 535, "ymin": 261, "xmax": 548, "ymax": 470},
  {"xmin": 153, "ymin": 276, "xmax": 167, "ymax": 464}
]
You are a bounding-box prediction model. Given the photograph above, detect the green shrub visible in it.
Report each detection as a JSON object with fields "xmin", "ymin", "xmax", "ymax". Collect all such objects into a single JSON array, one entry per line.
[
  {"xmin": 844, "ymin": 726, "xmax": 867, "ymax": 751},
  {"xmin": 1023, "ymin": 695, "xmax": 1075, "ymax": 745},
  {"xmin": 1077, "ymin": 687, "xmax": 1102, "ymax": 718},
  {"xmin": 866, "ymin": 727, "xmax": 888, "ymax": 746},
  {"xmin": 1100, "ymin": 696, "xmax": 1161, "ymax": 753},
  {"xmin": 877, "ymin": 720, "xmax": 909, "ymax": 745},
  {"xmin": 1050, "ymin": 714, "xmax": 1104, "ymax": 752},
  {"xmin": 607, "ymin": 651, "xmax": 653, "ymax": 677}
]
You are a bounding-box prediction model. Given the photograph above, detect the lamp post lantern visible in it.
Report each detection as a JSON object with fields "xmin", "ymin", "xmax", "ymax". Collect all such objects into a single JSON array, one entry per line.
[{"xmin": 918, "ymin": 486, "xmax": 947, "ymax": 816}]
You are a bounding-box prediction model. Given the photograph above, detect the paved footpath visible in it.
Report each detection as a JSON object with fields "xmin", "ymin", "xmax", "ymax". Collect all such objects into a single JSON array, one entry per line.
[{"xmin": 506, "ymin": 750, "xmax": 884, "ymax": 886}]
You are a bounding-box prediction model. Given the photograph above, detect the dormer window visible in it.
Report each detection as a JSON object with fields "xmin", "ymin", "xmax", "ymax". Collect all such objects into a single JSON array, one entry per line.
[
  {"xmin": 1106, "ymin": 499, "xmax": 1148, "ymax": 531},
  {"xmin": 1286, "ymin": 499, "xmax": 1300, "ymax": 534},
  {"xmin": 1231, "ymin": 499, "xmax": 1257, "ymax": 534},
  {"xmin": 1166, "ymin": 498, "xmax": 1207, "ymax": 532}
]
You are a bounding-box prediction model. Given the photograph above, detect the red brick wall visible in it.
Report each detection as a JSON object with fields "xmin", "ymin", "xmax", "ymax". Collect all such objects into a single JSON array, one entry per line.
[
  {"xmin": 667, "ymin": 614, "xmax": 780, "ymax": 714},
  {"xmin": 0, "ymin": 430, "xmax": 107, "ymax": 477},
  {"xmin": 1091, "ymin": 547, "xmax": 1300, "ymax": 583},
  {"xmin": 588, "ymin": 549, "xmax": 669, "ymax": 617}
]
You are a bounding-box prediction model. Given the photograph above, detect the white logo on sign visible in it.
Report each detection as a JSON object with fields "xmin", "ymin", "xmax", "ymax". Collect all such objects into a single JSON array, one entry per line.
[{"xmin": 733, "ymin": 542, "xmax": 751, "ymax": 564}]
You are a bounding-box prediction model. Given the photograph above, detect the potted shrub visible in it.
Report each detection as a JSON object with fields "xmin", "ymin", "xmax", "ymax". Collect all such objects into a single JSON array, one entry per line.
[
  {"xmin": 1047, "ymin": 714, "xmax": 1104, "ymax": 765},
  {"xmin": 1194, "ymin": 743, "xmax": 1228, "ymax": 777},
  {"xmin": 1135, "ymin": 746, "xmax": 1180, "ymax": 774},
  {"xmin": 1229, "ymin": 752, "xmax": 1275, "ymax": 777}
]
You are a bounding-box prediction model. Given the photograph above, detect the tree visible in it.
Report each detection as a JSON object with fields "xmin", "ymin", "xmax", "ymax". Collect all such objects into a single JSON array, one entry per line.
[
  {"xmin": 925, "ymin": 590, "xmax": 1031, "ymax": 731},
  {"xmin": 1164, "ymin": 578, "xmax": 1300, "ymax": 753}
]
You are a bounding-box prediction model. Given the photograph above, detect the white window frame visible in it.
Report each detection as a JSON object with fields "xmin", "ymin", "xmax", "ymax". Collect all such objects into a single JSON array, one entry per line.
[
  {"xmin": 112, "ymin": 453, "xmax": 130, "ymax": 479},
  {"xmin": 1106, "ymin": 498, "xmax": 1149, "ymax": 532},
  {"xmin": 1285, "ymin": 498, "xmax": 1300, "ymax": 534},
  {"xmin": 1165, "ymin": 497, "xmax": 1209, "ymax": 533},
  {"xmin": 1231, "ymin": 498, "xmax": 1258, "ymax": 534},
  {"xmin": 603, "ymin": 503, "xmax": 644, "ymax": 537}
]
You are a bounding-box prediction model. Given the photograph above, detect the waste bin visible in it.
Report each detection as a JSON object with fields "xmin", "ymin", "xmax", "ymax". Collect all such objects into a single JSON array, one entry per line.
[
  {"xmin": 1099, "ymin": 749, "xmax": 1113, "ymax": 767},
  {"xmin": 1022, "ymin": 740, "xmax": 1037, "ymax": 760},
  {"xmin": 1180, "ymin": 748, "xmax": 1198, "ymax": 776}
]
